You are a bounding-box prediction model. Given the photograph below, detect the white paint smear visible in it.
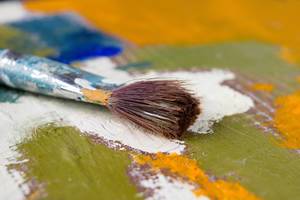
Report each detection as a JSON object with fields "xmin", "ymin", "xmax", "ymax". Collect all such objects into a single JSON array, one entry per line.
[
  {"xmin": 0, "ymin": 2, "xmax": 29, "ymax": 24},
  {"xmin": 135, "ymin": 171, "xmax": 209, "ymax": 200}
]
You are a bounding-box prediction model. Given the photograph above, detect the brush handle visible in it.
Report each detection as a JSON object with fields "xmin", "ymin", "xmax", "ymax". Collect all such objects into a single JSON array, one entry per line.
[{"xmin": 0, "ymin": 49, "xmax": 118, "ymax": 105}]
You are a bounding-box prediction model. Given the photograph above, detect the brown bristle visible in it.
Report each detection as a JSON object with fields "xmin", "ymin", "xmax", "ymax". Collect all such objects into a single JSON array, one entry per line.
[{"xmin": 108, "ymin": 80, "xmax": 201, "ymax": 138}]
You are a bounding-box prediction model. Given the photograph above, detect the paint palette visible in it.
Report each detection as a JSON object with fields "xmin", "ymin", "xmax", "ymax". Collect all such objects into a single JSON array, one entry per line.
[{"xmin": 1, "ymin": 1, "xmax": 300, "ymax": 200}]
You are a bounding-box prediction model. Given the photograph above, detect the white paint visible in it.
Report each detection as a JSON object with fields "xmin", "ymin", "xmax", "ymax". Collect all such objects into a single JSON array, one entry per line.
[
  {"xmin": 139, "ymin": 173, "xmax": 209, "ymax": 200},
  {"xmin": 74, "ymin": 78, "xmax": 95, "ymax": 90},
  {"xmin": 0, "ymin": 2, "xmax": 29, "ymax": 24},
  {"xmin": 81, "ymin": 57, "xmax": 130, "ymax": 85}
]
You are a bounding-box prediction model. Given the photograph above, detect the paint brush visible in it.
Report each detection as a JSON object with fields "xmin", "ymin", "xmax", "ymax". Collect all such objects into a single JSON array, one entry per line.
[{"xmin": 0, "ymin": 49, "xmax": 200, "ymax": 138}]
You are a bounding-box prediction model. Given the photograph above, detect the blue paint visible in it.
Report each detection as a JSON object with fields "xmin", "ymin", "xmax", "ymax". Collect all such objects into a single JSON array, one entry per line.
[
  {"xmin": 9, "ymin": 14, "xmax": 123, "ymax": 63},
  {"xmin": 0, "ymin": 86, "xmax": 22, "ymax": 103}
]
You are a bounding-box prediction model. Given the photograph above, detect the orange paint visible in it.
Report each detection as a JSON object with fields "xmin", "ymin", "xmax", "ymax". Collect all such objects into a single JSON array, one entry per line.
[
  {"xmin": 134, "ymin": 153, "xmax": 260, "ymax": 200},
  {"xmin": 82, "ymin": 89, "xmax": 111, "ymax": 105},
  {"xmin": 25, "ymin": 0, "xmax": 300, "ymax": 63},
  {"xmin": 274, "ymin": 91, "xmax": 300, "ymax": 149},
  {"xmin": 250, "ymin": 83, "xmax": 274, "ymax": 92}
]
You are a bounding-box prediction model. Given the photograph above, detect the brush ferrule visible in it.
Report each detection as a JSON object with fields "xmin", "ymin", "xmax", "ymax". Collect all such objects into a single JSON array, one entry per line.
[{"xmin": 0, "ymin": 49, "xmax": 118, "ymax": 105}]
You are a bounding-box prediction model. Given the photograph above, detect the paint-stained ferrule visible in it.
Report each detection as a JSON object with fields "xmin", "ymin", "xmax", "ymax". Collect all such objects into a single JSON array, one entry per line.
[{"xmin": 0, "ymin": 49, "xmax": 118, "ymax": 105}]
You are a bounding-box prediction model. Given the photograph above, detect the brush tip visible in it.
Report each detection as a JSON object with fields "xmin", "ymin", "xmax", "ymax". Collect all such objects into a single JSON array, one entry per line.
[{"xmin": 108, "ymin": 80, "xmax": 200, "ymax": 138}]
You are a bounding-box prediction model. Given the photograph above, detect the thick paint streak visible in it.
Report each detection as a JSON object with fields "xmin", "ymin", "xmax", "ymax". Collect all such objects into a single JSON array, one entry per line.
[
  {"xmin": 274, "ymin": 91, "xmax": 300, "ymax": 149},
  {"xmin": 25, "ymin": 0, "xmax": 300, "ymax": 63},
  {"xmin": 135, "ymin": 153, "xmax": 260, "ymax": 200},
  {"xmin": 250, "ymin": 83, "xmax": 274, "ymax": 92},
  {"xmin": 186, "ymin": 115, "xmax": 300, "ymax": 200},
  {"xmin": 9, "ymin": 14, "xmax": 123, "ymax": 63},
  {"xmin": 10, "ymin": 124, "xmax": 141, "ymax": 200}
]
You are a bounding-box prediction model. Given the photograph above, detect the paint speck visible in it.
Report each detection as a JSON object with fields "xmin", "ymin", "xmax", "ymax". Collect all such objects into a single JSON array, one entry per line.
[{"xmin": 250, "ymin": 83, "xmax": 274, "ymax": 92}]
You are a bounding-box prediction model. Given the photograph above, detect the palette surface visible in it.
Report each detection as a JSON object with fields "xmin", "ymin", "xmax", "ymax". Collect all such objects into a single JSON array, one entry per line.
[{"xmin": 0, "ymin": 1, "xmax": 300, "ymax": 200}]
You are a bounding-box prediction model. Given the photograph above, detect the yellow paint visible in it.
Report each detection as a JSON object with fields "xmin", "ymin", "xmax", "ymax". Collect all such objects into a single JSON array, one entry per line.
[
  {"xmin": 134, "ymin": 153, "xmax": 260, "ymax": 200},
  {"xmin": 280, "ymin": 47, "xmax": 298, "ymax": 64},
  {"xmin": 82, "ymin": 89, "xmax": 111, "ymax": 106},
  {"xmin": 25, "ymin": 0, "xmax": 300, "ymax": 62},
  {"xmin": 250, "ymin": 83, "xmax": 274, "ymax": 92},
  {"xmin": 274, "ymin": 91, "xmax": 300, "ymax": 149}
]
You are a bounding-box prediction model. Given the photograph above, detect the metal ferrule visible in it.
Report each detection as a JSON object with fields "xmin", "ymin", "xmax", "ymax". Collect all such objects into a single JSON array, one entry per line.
[{"xmin": 0, "ymin": 49, "xmax": 118, "ymax": 105}]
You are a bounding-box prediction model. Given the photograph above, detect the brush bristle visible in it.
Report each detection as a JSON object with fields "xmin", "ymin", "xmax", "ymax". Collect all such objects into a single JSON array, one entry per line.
[{"xmin": 108, "ymin": 80, "xmax": 200, "ymax": 138}]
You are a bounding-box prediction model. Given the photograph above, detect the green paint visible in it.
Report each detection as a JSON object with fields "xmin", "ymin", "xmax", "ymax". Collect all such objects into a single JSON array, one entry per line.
[
  {"xmin": 133, "ymin": 42, "xmax": 300, "ymax": 94},
  {"xmin": 0, "ymin": 25, "xmax": 56, "ymax": 56},
  {"xmin": 185, "ymin": 115, "xmax": 300, "ymax": 200},
  {"xmin": 13, "ymin": 124, "xmax": 141, "ymax": 200}
]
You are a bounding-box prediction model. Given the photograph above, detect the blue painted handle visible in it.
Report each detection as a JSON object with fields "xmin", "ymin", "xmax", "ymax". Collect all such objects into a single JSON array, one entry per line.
[{"xmin": 0, "ymin": 49, "xmax": 118, "ymax": 103}]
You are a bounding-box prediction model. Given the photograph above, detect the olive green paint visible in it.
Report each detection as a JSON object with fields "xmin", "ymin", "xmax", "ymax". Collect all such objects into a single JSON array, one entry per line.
[
  {"xmin": 0, "ymin": 25, "xmax": 56, "ymax": 57},
  {"xmin": 13, "ymin": 124, "xmax": 141, "ymax": 200},
  {"xmin": 132, "ymin": 42, "xmax": 300, "ymax": 94},
  {"xmin": 185, "ymin": 115, "xmax": 300, "ymax": 200}
]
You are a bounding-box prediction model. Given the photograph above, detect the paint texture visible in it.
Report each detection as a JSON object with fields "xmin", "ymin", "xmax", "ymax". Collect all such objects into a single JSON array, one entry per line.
[
  {"xmin": 132, "ymin": 43, "xmax": 298, "ymax": 85},
  {"xmin": 134, "ymin": 153, "xmax": 260, "ymax": 200},
  {"xmin": 250, "ymin": 83, "xmax": 274, "ymax": 92},
  {"xmin": 82, "ymin": 89, "xmax": 111, "ymax": 105},
  {"xmin": 10, "ymin": 124, "xmax": 140, "ymax": 200},
  {"xmin": 274, "ymin": 91, "xmax": 300, "ymax": 149},
  {"xmin": 186, "ymin": 115, "xmax": 300, "ymax": 200},
  {"xmin": 131, "ymin": 171, "xmax": 208, "ymax": 200},
  {"xmin": 26, "ymin": 0, "xmax": 300, "ymax": 63},
  {"xmin": 9, "ymin": 14, "xmax": 122, "ymax": 63}
]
